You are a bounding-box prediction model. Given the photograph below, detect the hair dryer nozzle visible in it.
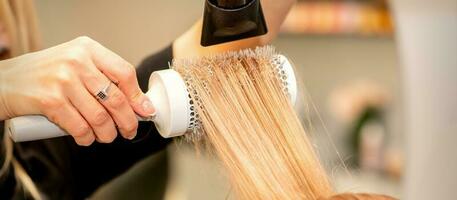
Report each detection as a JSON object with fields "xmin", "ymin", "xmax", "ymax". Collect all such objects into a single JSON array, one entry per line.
[{"xmin": 201, "ymin": 0, "xmax": 268, "ymax": 46}]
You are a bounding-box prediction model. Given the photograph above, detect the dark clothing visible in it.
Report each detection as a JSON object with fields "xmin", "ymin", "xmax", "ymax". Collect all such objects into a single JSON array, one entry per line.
[{"xmin": 0, "ymin": 46, "xmax": 174, "ymax": 200}]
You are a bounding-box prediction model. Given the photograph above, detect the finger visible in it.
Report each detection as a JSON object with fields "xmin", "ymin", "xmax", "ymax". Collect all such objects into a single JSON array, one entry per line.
[
  {"xmin": 81, "ymin": 38, "xmax": 155, "ymax": 117},
  {"xmin": 79, "ymin": 68, "xmax": 138, "ymax": 140},
  {"xmin": 66, "ymin": 80, "xmax": 121, "ymax": 143},
  {"xmin": 43, "ymin": 102, "xmax": 95, "ymax": 146}
]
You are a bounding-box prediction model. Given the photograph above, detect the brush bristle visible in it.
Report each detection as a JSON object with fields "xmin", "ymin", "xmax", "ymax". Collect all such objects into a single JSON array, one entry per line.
[
  {"xmin": 171, "ymin": 46, "xmax": 277, "ymax": 70},
  {"xmin": 171, "ymin": 46, "xmax": 287, "ymax": 141}
]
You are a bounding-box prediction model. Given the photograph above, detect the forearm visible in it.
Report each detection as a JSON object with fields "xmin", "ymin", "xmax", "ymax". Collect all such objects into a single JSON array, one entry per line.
[
  {"xmin": 0, "ymin": 60, "xmax": 11, "ymax": 121},
  {"xmin": 173, "ymin": 0, "xmax": 296, "ymax": 59}
]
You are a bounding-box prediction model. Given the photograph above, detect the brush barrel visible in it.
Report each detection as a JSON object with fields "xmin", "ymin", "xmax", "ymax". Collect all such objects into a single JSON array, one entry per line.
[{"xmin": 6, "ymin": 55, "xmax": 297, "ymax": 142}]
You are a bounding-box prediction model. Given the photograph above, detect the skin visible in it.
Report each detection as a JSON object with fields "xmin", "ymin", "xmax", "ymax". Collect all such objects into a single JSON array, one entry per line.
[{"xmin": 0, "ymin": 36, "xmax": 155, "ymax": 146}]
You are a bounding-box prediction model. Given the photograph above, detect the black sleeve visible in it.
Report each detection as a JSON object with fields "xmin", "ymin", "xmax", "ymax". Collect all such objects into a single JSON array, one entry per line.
[
  {"xmin": 12, "ymin": 45, "xmax": 174, "ymax": 200},
  {"xmin": 0, "ymin": 122, "xmax": 18, "ymax": 200},
  {"xmin": 137, "ymin": 45, "xmax": 173, "ymax": 92}
]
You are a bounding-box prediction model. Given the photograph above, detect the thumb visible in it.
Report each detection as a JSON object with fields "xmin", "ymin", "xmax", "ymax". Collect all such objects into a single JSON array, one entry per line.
[{"xmin": 129, "ymin": 90, "xmax": 156, "ymax": 117}]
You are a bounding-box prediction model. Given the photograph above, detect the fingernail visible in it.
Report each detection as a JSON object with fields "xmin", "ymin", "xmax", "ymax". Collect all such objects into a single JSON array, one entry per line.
[
  {"xmin": 149, "ymin": 112, "xmax": 157, "ymax": 120},
  {"xmin": 127, "ymin": 131, "xmax": 137, "ymax": 140},
  {"xmin": 142, "ymin": 99, "xmax": 155, "ymax": 115},
  {"xmin": 77, "ymin": 132, "xmax": 95, "ymax": 146}
]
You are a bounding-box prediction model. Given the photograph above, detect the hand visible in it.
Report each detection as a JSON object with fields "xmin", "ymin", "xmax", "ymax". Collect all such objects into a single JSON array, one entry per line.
[{"xmin": 0, "ymin": 36, "xmax": 155, "ymax": 146}]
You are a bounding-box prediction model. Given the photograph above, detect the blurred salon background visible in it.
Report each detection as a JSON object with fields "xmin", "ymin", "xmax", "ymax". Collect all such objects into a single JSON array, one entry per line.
[{"xmin": 31, "ymin": 0, "xmax": 455, "ymax": 199}]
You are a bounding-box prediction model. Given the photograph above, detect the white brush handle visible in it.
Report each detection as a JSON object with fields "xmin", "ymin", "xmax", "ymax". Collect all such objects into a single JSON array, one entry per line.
[
  {"xmin": 6, "ymin": 115, "xmax": 68, "ymax": 142},
  {"xmin": 5, "ymin": 114, "xmax": 153, "ymax": 142}
]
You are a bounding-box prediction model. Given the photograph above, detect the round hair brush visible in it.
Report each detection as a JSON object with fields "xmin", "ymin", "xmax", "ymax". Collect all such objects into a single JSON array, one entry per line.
[{"xmin": 5, "ymin": 49, "xmax": 297, "ymax": 142}]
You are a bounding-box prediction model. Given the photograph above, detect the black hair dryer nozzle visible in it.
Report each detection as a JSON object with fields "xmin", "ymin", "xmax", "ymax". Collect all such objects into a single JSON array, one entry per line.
[{"xmin": 200, "ymin": 0, "xmax": 268, "ymax": 46}]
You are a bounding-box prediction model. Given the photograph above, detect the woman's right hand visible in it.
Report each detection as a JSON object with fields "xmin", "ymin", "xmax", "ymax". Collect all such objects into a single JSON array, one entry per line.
[{"xmin": 0, "ymin": 36, "xmax": 156, "ymax": 146}]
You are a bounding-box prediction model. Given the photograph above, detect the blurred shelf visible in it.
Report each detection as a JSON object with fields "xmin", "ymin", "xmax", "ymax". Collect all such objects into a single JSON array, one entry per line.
[{"xmin": 281, "ymin": 1, "xmax": 394, "ymax": 36}]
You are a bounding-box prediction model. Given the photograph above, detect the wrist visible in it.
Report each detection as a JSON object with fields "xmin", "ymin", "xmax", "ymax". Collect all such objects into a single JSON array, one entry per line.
[
  {"xmin": 0, "ymin": 62, "xmax": 12, "ymax": 120},
  {"xmin": 0, "ymin": 64, "xmax": 7, "ymax": 120}
]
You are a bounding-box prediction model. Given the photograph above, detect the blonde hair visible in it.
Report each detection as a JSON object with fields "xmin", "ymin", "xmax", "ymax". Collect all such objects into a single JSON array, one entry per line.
[
  {"xmin": 0, "ymin": 0, "xmax": 41, "ymax": 199},
  {"xmin": 323, "ymin": 193, "xmax": 397, "ymax": 200},
  {"xmin": 174, "ymin": 47, "xmax": 332, "ymax": 199},
  {"xmin": 174, "ymin": 47, "xmax": 396, "ymax": 200},
  {"xmin": 0, "ymin": 0, "xmax": 41, "ymax": 56}
]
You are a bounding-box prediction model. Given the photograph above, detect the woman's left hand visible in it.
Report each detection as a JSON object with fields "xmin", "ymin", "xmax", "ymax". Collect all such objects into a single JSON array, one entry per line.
[{"xmin": 0, "ymin": 36, "xmax": 155, "ymax": 145}]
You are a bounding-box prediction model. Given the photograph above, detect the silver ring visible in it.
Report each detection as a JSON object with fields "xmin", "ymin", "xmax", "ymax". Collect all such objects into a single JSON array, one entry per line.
[{"xmin": 95, "ymin": 82, "xmax": 112, "ymax": 101}]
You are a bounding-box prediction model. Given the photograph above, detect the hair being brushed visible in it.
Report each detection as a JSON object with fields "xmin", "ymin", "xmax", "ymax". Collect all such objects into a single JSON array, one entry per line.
[
  {"xmin": 174, "ymin": 46, "xmax": 332, "ymax": 199},
  {"xmin": 173, "ymin": 46, "xmax": 397, "ymax": 200}
]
